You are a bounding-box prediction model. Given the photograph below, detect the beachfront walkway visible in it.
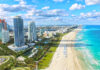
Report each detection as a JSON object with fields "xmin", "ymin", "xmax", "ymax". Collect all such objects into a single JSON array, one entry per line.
[{"xmin": 46, "ymin": 29, "xmax": 83, "ymax": 70}]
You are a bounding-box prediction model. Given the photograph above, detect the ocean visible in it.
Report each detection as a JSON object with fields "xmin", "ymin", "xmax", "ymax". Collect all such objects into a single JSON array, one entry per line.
[{"xmin": 75, "ymin": 25, "xmax": 100, "ymax": 70}]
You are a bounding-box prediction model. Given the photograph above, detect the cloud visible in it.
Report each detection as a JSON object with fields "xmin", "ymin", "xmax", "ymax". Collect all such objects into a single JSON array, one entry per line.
[
  {"xmin": 23, "ymin": 9, "xmax": 69, "ymax": 25},
  {"xmin": 0, "ymin": 4, "xmax": 34, "ymax": 12},
  {"xmin": 69, "ymin": 3, "xmax": 85, "ymax": 10},
  {"xmin": 76, "ymin": 0, "xmax": 83, "ymax": 2},
  {"xmin": 0, "ymin": 0, "xmax": 35, "ymax": 26},
  {"xmin": 71, "ymin": 14, "xmax": 76, "ymax": 17},
  {"xmin": 42, "ymin": 6, "xmax": 50, "ymax": 10},
  {"xmin": 0, "ymin": 0, "xmax": 35, "ymax": 12},
  {"xmin": 80, "ymin": 11, "xmax": 100, "ymax": 19},
  {"xmin": 15, "ymin": 0, "xmax": 26, "ymax": 5},
  {"xmin": 67, "ymin": 0, "xmax": 70, "ymax": 3},
  {"xmin": 25, "ymin": 9, "xmax": 68, "ymax": 19},
  {"xmin": 53, "ymin": 0, "xmax": 64, "ymax": 2},
  {"xmin": 41, "ymin": 9, "xmax": 68, "ymax": 17},
  {"xmin": 85, "ymin": 0, "xmax": 100, "ymax": 5},
  {"xmin": 68, "ymin": 11, "xmax": 100, "ymax": 25},
  {"xmin": 54, "ymin": 17, "xmax": 62, "ymax": 21}
]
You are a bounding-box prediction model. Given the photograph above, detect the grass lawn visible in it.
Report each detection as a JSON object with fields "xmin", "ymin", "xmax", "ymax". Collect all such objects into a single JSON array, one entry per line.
[
  {"xmin": 12, "ymin": 67, "xmax": 31, "ymax": 70},
  {"xmin": 0, "ymin": 56, "xmax": 15, "ymax": 70},
  {"xmin": 39, "ymin": 47, "xmax": 56, "ymax": 69},
  {"xmin": 38, "ymin": 32, "xmax": 70, "ymax": 69},
  {"xmin": 0, "ymin": 56, "xmax": 8, "ymax": 64}
]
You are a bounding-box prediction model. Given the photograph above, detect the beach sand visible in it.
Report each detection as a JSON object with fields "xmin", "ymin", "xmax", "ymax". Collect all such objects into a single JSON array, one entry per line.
[{"xmin": 46, "ymin": 28, "xmax": 87, "ymax": 70}]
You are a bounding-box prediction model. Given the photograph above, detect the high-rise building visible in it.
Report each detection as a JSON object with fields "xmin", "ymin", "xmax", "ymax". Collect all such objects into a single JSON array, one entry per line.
[
  {"xmin": 0, "ymin": 19, "xmax": 10, "ymax": 43},
  {"xmin": 8, "ymin": 16, "xmax": 27, "ymax": 52},
  {"xmin": 28, "ymin": 21, "xmax": 37, "ymax": 42},
  {"xmin": 0, "ymin": 19, "xmax": 3, "ymax": 40},
  {"xmin": 2, "ymin": 29, "xmax": 10, "ymax": 44},
  {"xmin": 39, "ymin": 29, "xmax": 45, "ymax": 36},
  {"xmin": 13, "ymin": 16, "xmax": 25, "ymax": 47}
]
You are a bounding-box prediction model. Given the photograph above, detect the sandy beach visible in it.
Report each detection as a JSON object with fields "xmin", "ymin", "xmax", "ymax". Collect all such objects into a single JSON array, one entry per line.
[{"xmin": 46, "ymin": 28, "xmax": 87, "ymax": 70}]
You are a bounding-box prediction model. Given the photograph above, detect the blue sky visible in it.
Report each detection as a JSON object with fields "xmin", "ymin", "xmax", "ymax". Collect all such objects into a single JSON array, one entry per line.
[{"xmin": 0, "ymin": 0, "xmax": 100, "ymax": 26}]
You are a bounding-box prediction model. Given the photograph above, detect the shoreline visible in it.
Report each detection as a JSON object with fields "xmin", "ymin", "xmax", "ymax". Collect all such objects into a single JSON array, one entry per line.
[{"xmin": 46, "ymin": 28, "xmax": 87, "ymax": 70}]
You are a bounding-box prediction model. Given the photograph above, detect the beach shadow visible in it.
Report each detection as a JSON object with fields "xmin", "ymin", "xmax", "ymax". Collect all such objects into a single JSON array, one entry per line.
[
  {"xmin": 52, "ymin": 40, "xmax": 82, "ymax": 42},
  {"xmin": 74, "ymin": 43, "xmax": 93, "ymax": 47},
  {"xmin": 39, "ymin": 39, "xmax": 93, "ymax": 48},
  {"xmin": 56, "ymin": 43, "xmax": 93, "ymax": 47},
  {"xmin": 50, "ymin": 41, "xmax": 93, "ymax": 47},
  {"xmin": 62, "ymin": 40, "xmax": 82, "ymax": 42}
]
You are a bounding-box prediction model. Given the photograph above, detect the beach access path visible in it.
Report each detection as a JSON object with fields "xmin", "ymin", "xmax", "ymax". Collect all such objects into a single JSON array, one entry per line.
[{"xmin": 46, "ymin": 29, "xmax": 84, "ymax": 70}]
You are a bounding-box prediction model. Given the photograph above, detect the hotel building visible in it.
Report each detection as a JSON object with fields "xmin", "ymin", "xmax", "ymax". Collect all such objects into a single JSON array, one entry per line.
[{"xmin": 28, "ymin": 21, "xmax": 37, "ymax": 42}]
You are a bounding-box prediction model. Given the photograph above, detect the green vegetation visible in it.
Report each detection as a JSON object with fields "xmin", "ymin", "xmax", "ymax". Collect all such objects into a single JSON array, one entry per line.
[
  {"xmin": 0, "ymin": 38, "xmax": 17, "ymax": 56},
  {"xmin": 39, "ymin": 47, "xmax": 56, "ymax": 69},
  {"xmin": 0, "ymin": 38, "xmax": 33, "ymax": 58},
  {"xmin": 38, "ymin": 26, "xmax": 77, "ymax": 69},
  {"xmin": 23, "ymin": 26, "xmax": 77, "ymax": 69},
  {"xmin": 12, "ymin": 67, "xmax": 30, "ymax": 70},
  {"xmin": 38, "ymin": 32, "xmax": 68, "ymax": 69},
  {"xmin": 0, "ymin": 56, "xmax": 15, "ymax": 70},
  {"xmin": 0, "ymin": 43, "xmax": 17, "ymax": 56},
  {"xmin": 0, "ymin": 26, "xmax": 78, "ymax": 70}
]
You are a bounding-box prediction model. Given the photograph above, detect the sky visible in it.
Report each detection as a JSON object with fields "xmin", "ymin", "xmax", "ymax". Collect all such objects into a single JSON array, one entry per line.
[{"xmin": 0, "ymin": 0, "xmax": 100, "ymax": 26}]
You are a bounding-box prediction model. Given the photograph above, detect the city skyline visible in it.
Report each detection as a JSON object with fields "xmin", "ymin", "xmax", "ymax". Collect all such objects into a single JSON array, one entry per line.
[
  {"xmin": 0, "ymin": 0, "xmax": 100, "ymax": 26},
  {"xmin": 0, "ymin": 0, "xmax": 100, "ymax": 70}
]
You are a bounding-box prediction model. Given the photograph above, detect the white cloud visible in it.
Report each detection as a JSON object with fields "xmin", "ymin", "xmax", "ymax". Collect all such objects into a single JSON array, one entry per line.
[
  {"xmin": 69, "ymin": 11, "xmax": 100, "ymax": 25},
  {"xmin": 15, "ymin": 0, "xmax": 26, "ymax": 5},
  {"xmin": 54, "ymin": 17, "xmax": 62, "ymax": 21},
  {"xmin": 87, "ymin": 12, "xmax": 92, "ymax": 17},
  {"xmin": 42, "ymin": 6, "xmax": 50, "ymax": 10},
  {"xmin": 80, "ymin": 12, "xmax": 100, "ymax": 19},
  {"xmin": 71, "ymin": 14, "xmax": 76, "ymax": 17},
  {"xmin": 93, "ymin": 10, "xmax": 96, "ymax": 12},
  {"xmin": 25, "ymin": 9, "xmax": 68, "ymax": 18},
  {"xmin": 67, "ymin": 0, "xmax": 70, "ymax": 3},
  {"xmin": 0, "ymin": 0, "xmax": 35, "ymax": 12},
  {"xmin": 0, "ymin": 0, "xmax": 35, "ymax": 26},
  {"xmin": 80, "ymin": 13, "xmax": 85, "ymax": 16},
  {"xmin": 76, "ymin": 0, "xmax": 83, "ymax": 2},
  {"xmin": 69, "ymin": 3, "xmax": 85, "ymax": 10},
  {"xmin": 0, "ymin": 4, "xmax": 33, "ymax": 12},
  {"xmin": 53, "ymin": 0, "xmax": 64, "ymax": 2},
  {"xmin": 85, "ymin": 0, "xmax": 100, "ymax": 5}
]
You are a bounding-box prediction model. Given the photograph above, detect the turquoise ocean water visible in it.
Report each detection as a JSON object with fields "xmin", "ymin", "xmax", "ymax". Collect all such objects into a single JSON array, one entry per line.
[{"xmin": 75, "ymin": 25, "xmax": 100, "ymax": 70}]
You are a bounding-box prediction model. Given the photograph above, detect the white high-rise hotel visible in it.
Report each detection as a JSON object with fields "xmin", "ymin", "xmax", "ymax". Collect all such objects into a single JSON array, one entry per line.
[{"xmin": 28, "ymin": 21, "xmax": 37, "ymax": 42}]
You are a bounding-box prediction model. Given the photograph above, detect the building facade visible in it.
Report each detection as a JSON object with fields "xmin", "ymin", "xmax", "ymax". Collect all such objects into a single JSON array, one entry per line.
[
  {"xmin": 14, "ymin": 16, "xmax": 25, "ymax": 47},
  {"xmin": 0, "ymin": 23, "xmax": 2, "ymax": 40},
  {"xmin": 0, "ymin": 19, "xmax": 10, "ymax": 43},
  {"xmin": 28, "ymin": 21, "xmax": 37, "ymax": 42},
  {"xmin": 0, "ymin": 19, "xmax": 3, "ymax": 40},
  {"xmin": 2, "ymin": 29, "xmax": 10, "ymax": 44}
]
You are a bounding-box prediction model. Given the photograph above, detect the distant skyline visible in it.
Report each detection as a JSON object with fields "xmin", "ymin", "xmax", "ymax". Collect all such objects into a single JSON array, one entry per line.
[{"xmin": 0, "ymin": 0, "xmax": 100, "ymax": 26}]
